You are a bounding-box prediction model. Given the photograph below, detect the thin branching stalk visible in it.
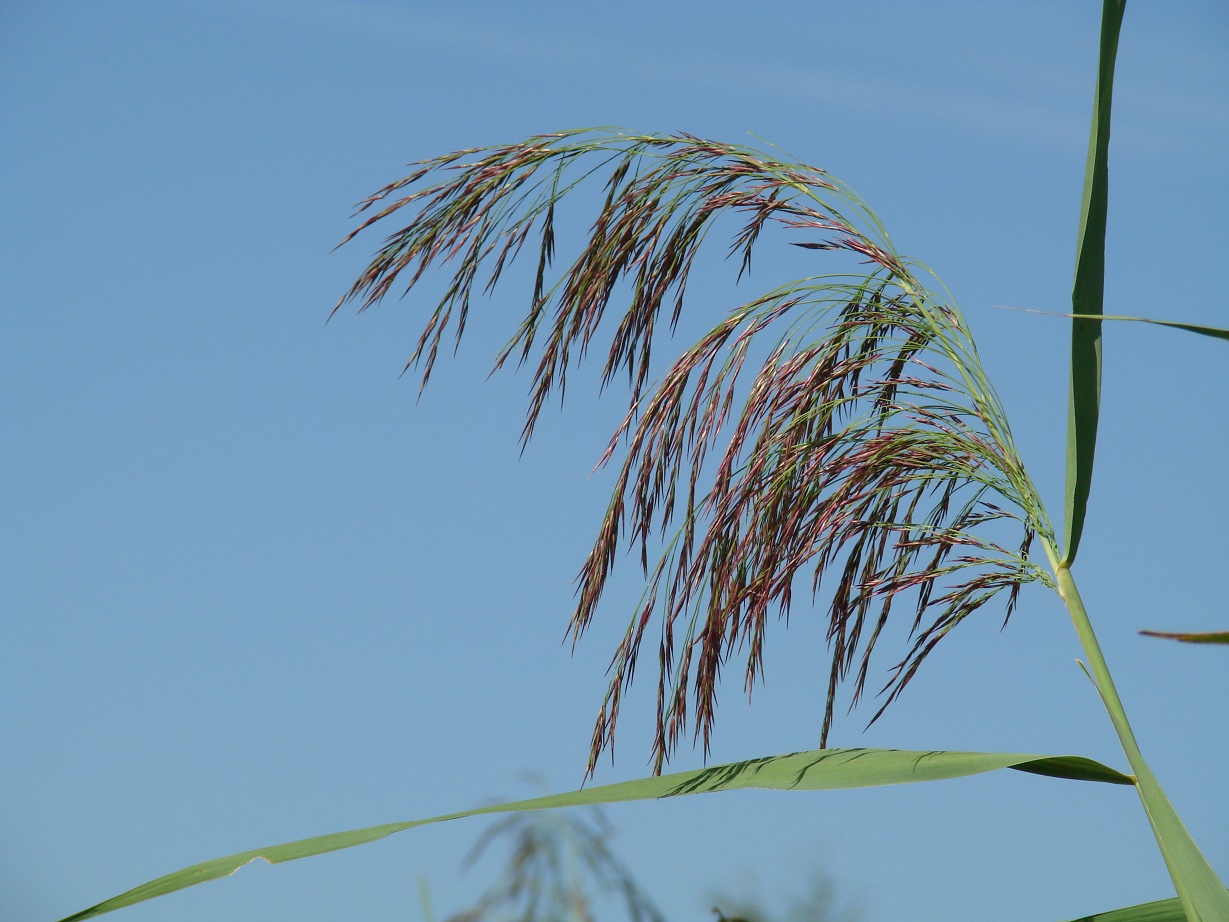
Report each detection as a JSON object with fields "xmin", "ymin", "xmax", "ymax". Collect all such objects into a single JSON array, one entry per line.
[{"xmin": 337, "ymin": 130, "xmax": 1057, "ymax": 775}]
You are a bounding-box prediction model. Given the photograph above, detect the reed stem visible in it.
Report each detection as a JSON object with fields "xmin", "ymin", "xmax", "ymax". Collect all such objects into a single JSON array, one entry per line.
[{"xmin": 1057, "ymin": 565, "xmax": 1225, "ymax": 922}]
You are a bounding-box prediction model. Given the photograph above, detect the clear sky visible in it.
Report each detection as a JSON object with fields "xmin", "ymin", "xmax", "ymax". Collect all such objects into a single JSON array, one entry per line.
[{"xmin": 2, "ymin": 2, "xmax": 1227, "ymax": 921}]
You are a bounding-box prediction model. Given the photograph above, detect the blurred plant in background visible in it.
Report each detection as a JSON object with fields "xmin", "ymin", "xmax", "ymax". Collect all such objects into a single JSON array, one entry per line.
[
  {"xmin": 434, "ymin": 788, "xmax": 854, "ymax": 922},
  {"xmin": 707, "ymin": 870, "xmax": 857, "ymax": 922},
  {"xmin": 441, "ymin": 797, "xmax": 663, "ymax": 922}
]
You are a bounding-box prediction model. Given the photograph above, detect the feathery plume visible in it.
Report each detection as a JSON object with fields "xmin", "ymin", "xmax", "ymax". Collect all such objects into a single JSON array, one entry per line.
[{"xmin": 337, "ymin": 130, "xmax": 1055, "ymax": 777}]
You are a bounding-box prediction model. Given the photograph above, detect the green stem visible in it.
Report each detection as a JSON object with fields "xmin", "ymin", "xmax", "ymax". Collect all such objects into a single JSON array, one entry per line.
[
  {"xmin": 1056, "ymin": 566, "xmax": 1144, "ymax": 765},
  {"xmin": 1056, "ymin": 565, "xmax": 1228, "ymax": 922}
]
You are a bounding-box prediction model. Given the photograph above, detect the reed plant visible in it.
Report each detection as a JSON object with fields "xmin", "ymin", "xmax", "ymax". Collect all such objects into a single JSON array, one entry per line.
[{"xmin": 58, "ymin": 2, "xmax": 1227, "ymax": 921}]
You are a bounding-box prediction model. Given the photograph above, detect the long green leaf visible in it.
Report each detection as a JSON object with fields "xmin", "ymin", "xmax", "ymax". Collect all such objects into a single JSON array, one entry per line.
[
  {"xmin": 1081, "ymin": 316, "xmax": 1229, "ymax": 342},
  {"xmin": 1139, "ymin": 630, "xmax": 1229, "ymax": 645},
  {"xmin": 1066, "ymin": 892, "xmax": 1229, "ymax": 922},
  {"xmin": 1063, "ymin": 0, "xmax": 1127, "ymax": 566},
  {"xmin": 1131, "ymin": 761, "xmax": 1229, "ymax": 922},
  {"xmin": 58, "ymin": 748, "xmax": 1131, "ymax": 922},
  {"xmin": 1001, "ymin": 307, "xmax": 1229, "ymax": 343}
]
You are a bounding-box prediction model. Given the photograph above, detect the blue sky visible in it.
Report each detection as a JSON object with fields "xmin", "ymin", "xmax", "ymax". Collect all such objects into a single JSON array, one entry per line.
[{"xmin": 2, "ymin": 2, "xmax": 1227, "ymax": 921}]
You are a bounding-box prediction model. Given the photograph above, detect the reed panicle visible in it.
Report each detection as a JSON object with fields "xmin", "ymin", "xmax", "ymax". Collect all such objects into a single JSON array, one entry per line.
[{"xmin": 337, "ymin": 129, "xmax": 1056, "ymax": 777}]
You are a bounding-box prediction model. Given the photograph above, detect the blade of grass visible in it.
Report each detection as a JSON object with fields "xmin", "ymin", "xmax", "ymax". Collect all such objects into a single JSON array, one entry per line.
[
  {"xmin": 999, "ymin": 306, "xmax": 1229, "ymax": 343},
  {"xmin": 1063, "ymin": 0, "xmax": 1127, "ymax": 567},
  {"xmin": 1057, "ymin": 568, "xmax": 1229, "ymax": 922},
  {"xmin": 1139, "ymin": 630, "xmax": 1229, "ymax": 645},
  {"xmin": 1064, "ymin": 891, "xmax": 1229, "ymax": 922},
  {"xmin": 57, "ymin": 748, "xmax": 1131, "ymax": 922}
]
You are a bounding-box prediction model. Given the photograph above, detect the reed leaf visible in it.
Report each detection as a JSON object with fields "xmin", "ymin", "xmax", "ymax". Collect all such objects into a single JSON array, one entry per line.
[
  {"xmin": 1063, "ymin": 0, "xmax": 1127, "ymax": 566},
  {"xmin": 1138, "ymin": 631, "xmax": 1229, "ymax": 645},
  {"xmin": 56, "ymin": 748, "xmax": 1131, "ymax": 922},
  {"xmin": 335, "ymin": 130, "xmax": 1057, "ymax": 773},
  {"xmin": 1001, "ymin": 307, "xmax": 1229, "ymax": 343},
  {"xmin": 1065, "ymin": 892, "xmax": 1229, "ymax": 922}
]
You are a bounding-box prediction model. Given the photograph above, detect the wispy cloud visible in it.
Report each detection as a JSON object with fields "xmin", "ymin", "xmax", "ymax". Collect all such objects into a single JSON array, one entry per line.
[{"xmin": 249, "ymin": 0, "xmax": 1225, "ymax": 156}]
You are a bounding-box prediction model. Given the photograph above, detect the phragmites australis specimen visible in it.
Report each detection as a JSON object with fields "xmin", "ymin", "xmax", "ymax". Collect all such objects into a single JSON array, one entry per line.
[{"xmin": 335, "ymin": 130, "xmax": 1056, "ymax": 776}]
